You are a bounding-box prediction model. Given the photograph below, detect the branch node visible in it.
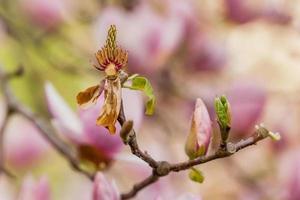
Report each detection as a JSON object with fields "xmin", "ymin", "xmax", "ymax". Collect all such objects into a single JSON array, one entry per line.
[{"xmin": 155, "ymin": 161, "xmax": 171, "ymax": 176}]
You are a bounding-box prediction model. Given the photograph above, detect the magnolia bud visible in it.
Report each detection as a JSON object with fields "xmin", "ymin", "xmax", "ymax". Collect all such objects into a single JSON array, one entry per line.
[
  {"xmin": 185, "ymin": 98, "xmax": 212, "ymax": 159},
  {"xmin": 214, "ymin": 95, "xmax": 231, "ymax": 144}
]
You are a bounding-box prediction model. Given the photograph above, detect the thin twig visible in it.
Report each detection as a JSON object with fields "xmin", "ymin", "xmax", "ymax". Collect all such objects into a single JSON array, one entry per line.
[
  {"xmin": 169, "ymin": 131, "xmax": 266, "ymax": 172},
  {"xmin": 0, "ymin": 108, "xmax": 15, "ymax": 178},
  {"xmin": 118, "ymin": 100, "xmax": 158, "ymax": 168},
  {"xmin": 121, "ymin": 173, "xmax": 159, "ymax": 200}
]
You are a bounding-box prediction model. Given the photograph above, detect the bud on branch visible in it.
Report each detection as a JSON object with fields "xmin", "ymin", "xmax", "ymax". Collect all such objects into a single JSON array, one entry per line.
[{"xmin": 214, "ymin": 95, "xmax": 231, "ymax": 147}]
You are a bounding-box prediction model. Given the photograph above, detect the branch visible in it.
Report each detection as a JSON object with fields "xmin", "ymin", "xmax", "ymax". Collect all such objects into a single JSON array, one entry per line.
[
  {"xmin": 0, "ymin": 66, "xmax": 95, "ymax": 180},
  {"xmin": 0, "ymin": 107, "xmax": 15, "ymax": 178},
  {"xmin": 118, "ymin": 94, "xmax": 158, "ymax": 169},
  {"xmin": 118, "ymin": 99, "xmax": 271, "ymax": 199},
  {"xmin": 169, "ymin": 130, "xmax": 267, "ymax": 171},
  {"xmin": 121, "ymin": 173, "xmax": 159, "ymax": 200}
]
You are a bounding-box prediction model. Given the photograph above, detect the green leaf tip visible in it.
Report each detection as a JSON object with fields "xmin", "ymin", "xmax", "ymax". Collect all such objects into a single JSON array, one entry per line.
[
  {"xmin": 123, "ymin": 75, "xmax": 156, "ymax": 115},
  {"xmin": 189, "ymin": 167, "xmax": 205, "ymax": 184},
  {"xmin": 214, "ymin": 95, "xmax": 231, "ymax": 129}
]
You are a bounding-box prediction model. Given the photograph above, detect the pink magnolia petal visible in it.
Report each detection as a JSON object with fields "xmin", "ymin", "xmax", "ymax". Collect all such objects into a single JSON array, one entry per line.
[
  {"xmin": 35, "ymin": 176, "xmax": 51, "ymax": 200},
  {"xmin": 187, "ymin": 34, "xmax": 227, "ymax": 72},
  {"xmin": 185, "ymin": 98, "xmax": 212, "ymax": 158},
  {"xmin": 93, "ymin": 173, "xmax": 120, "ymax": 200},
  {"xmin": 19, "ymin": 0, "xmax": 67, "ymax": 30},
  {"xmin": 44, "ymin": 82, "xmax": 86, "ymax": 144},
  {"xmin": 17, "ymin": 175, "xmax": 51, "ymax": 200},
  {"xmin": 224, "ymin": 0, "xmax": 260, "ymax": 24},
  {"xmin": 78, "ymin": 96, "xmax": 123, "ymax": 159},
  {"xmin": 4, "ymin": 115, "xmax": 50, "ymax": 167}
]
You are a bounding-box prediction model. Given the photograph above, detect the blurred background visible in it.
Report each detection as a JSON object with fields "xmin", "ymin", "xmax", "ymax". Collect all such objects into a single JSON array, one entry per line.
[{"xmin": 0, "ymin": 0, "xmax": 300, "ymax": 199}]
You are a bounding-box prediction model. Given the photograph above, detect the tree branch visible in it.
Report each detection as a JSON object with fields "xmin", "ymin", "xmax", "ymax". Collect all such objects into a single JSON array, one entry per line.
[
  {"xmin": 118, "ymin": 100, "xmax": 158, "ymax": 168},
  {"xmin": 118, "ymin": 99, "xmax": 271, "ymax": 199},
  {"xmin": 121, "ymin": 173, "xmax": 159, "ymax": 200}
]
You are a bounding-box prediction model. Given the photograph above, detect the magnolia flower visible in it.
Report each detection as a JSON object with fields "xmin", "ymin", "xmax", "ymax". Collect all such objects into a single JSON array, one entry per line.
[
  {"xmin": 17, "ymin": 175, "xmax": 51, "ymax": 200},
  {"xmin": 19, "ymin": 0, "xmax": 67, "ymax": 30},
  {"xmin": 77, "ymin": 25, "xmax": 128, "ymax": 134},
  {"xmin": 185, "ymin": 98, "xmax": 212, "ymax": 159},
  {"xmin": 45, "ymin": 82, "xmax": 143, "ymax": 164},
  {"xmin": 3, "ymin": 114, "xmax": 50, "ymax": 168},
  {"xmin": 93, "ymin": 172, "xmax": 119, "ymax": 200}
]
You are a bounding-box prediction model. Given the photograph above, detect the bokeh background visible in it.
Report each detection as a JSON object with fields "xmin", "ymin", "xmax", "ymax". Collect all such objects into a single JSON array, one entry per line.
[{"xmin": 0, "ymin": 0, "xmax": 300, "ymax": 199}]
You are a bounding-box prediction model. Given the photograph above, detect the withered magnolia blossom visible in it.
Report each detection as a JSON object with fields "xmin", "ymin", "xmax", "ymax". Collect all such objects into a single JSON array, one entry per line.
[{"xmin": 77, "ymin": 25, "xmax": 128, "ymax": 134}]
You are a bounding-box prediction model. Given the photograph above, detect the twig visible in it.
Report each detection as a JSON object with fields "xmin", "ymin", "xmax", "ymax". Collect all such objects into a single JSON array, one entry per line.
[
  {"xmin": 118, "ymin": 97, "xmax": 158, "ymax": 169},
  {"xmin": 169, "ymin": 131, "xmax": 266, "ymax": 172},
  {"xmin": 0, "ymin": 107, "xmax": 15, "ymax": 178},
  {"xmin": 118, "ymin": 100, "xmax": 270, "ymax": 199},
  {"xmin": 0, "ymin": 66, "xmax": 95, "ymax": 180},
  {"xmin": 121, "ymin": 173, "xmax": 159, "ymax": 200}
]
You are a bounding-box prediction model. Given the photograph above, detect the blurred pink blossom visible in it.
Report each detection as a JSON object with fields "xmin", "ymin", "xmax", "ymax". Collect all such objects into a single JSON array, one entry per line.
[
  {"xmin": 93, "ymin": 3, "xmax": 184, "ymax": 75},
  {"xmin": 3, "ymin": 115, "xmax": 50, "ymax": 168},
  {"xmin": 45, "ymin": 82, "xmax": 143, "ymax": 160},
  {"xmin": 19, "ymin": 0, "xmax": 67, "ymax": 30},
  {"xmin": 227, "ymin": 81, "xmax": 267, "ymax": 137},
  {"xmin": 224, "ymin": 0, "xmax": 291, "ymax": 25},
  {"xmin": 17, "ymin": 175, "xmax": 51, "ymax": 200},
  {"xmin": 185, "ymin": 98, "xmax": 212, "ymax": 159},
  {"xmin": 165, "ymin": 0, "xmax": 198, "ymax": 39},
  {"xmin": 93, "ymin": 172, "xmax": 119, "ymax": 200},
  {"xmin": 186, "ymin": 34, "xmax": 227, "ymax": 71},
  {"xmin": 224, "ymin": 0, "xmax": 260, "ymax": 24}
]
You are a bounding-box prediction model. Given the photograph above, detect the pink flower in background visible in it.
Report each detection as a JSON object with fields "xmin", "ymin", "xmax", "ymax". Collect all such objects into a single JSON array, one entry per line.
[
  {"xmin": 186, "ymin": 33, "xmax": 227, "ymax": 72},
  {"xmin": 93, "ymin": 3, "xmax": 184, "ymax": 75},
  {"xmin": 17, "ymin": 175, "xmax": 51, "ymax": 200},
  {"xmin": 224, "ymin": 0, "xmax": 291, "ymax": 25},
  {"xmin": 45, "ymin": 82, "xmax": 143, "ymax": 161},
  {"xmin": 227, "ymin": 81, "xmax": 266, "ymax": 137},
  {"xmin": 165, "ymin": 0, "xmax": 198, "ymax": 40},
  {"xmin": 224, "ymin": 0, "xmax": 260, "ymax": 24},
  {"xmin": 93, "ymin": 172, "xmax": 119, "ymax": 200},
  {"xmin": 185, "ymin": 98, "xmax": 212, "ymax": 159},
  {"xmin": 3, "ymin": 115, "xmax": 50, "ymax": 168},
  {"xmin": 19, "ymin": 0, "xmax": 67, "ymax": 30}
]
